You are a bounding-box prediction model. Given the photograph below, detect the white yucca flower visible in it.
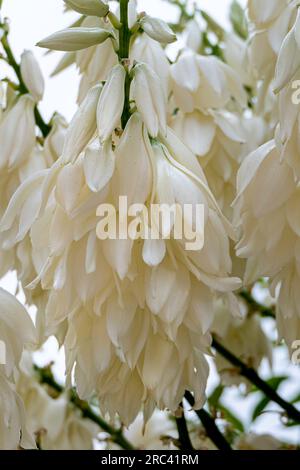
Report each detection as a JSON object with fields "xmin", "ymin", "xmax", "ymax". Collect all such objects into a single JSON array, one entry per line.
[
  {"xmin": 273, "ymin": 8, "xmax": 300, "ymax": 93},
  {"xmin": 170, "ymin": 50, "xmax": 247, "ymax": 112},
  {"xmin": 20, "ymin": 50, "xmax": 45, "ymax": 102},
  {"xmin": 185, "ymin": 19, "xmax": 202, "ymax": 53},
  {"xmin": 44, "ymin": 113, "xmax": 68, "ymax": 166},
  {"xmin": 0, "ymin": 108, "xmax": 241, "ymax": 424},
  {"xmin": 0, "ymin": 288, "xmax": 36, "ymax": 378},
  {"xmin": 16, "ymin": 354, "xmax": 98, "ymax": 450},
  {"xmin": 97, "ymin": 64, "xmax": 126, "ymax": 142},
  {"xmin": 37, "ymin": 27, "xmax": 114, "ymax": 51},
  {"xmin": 247, "ymin": 0, "xmax": 295, "ymax": 79},
  {"xmin": 63, "ymin": 0, "xmax": 109, "ymax": 17},
  {"xmin": 128, "ymin": 0, "xmax": 138, "ymax": 30},
  {"xmin": 0, "ymin": 375, "xmax": 36, "ymax": 449},
  {"xmin": 212, "ymin": 298, "xmax": 272, "ymax": 386},
  {"xmin": 131, "ymin": 63, "xmax": 167, "ymax": 137},
  {"xmin": 62, "ymin": 84, "xmax": 102, "ymax": 162},
  {"xmin": 0, "ymin": 289, "xmax": 37, "ymax": 450},
  {"xmin": 234, "ymin": 141, "xmax": 300, "ymax": 348},
  {"xmin": 171, "ymin": 110, "xmax": 265, "ymax": 219},
  {"xmin": 130, "ymin": 33, "xmax": 170, "ymax": 97},
  {"xmin": 0, "ymin": 95, "xmax": 36, "ymax": 171},
  {"xmin": 248, "ymin": 0, "xmax": 289, "ymax": 27},
  {"xmin": 141, "ymin": 15, "xmax": 176, "ymax": 44}
]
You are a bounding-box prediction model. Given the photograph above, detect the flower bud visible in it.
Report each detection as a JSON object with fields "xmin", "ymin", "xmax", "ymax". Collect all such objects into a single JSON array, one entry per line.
[
  {"xmin": 62, "ymin": 84, "xmax": 102, "ymax": 162},
  {"xmin": 63, "ymin": 0, "xmax": 109, "ymax": 17},
  {"xmin": 0, "ymin": 95, "xmax": 36, "ymax": 170},
  {"xmin": 131, "ymin": 63, "xmax": 167, "ymax": 137},
  {"xmin": 37, "ymin": 27, "xmax": 113, "ymax": 51},
  {"xmin": 97, "ymin": 64, "xmax": 126, "ymax": 142},
  {"xmin": 141, "ymin": 15, "xmax": 176, "ymax": 44},
  {"xmin": 20, "ymin": 50, "xmax": 45, "ymax": 102}
]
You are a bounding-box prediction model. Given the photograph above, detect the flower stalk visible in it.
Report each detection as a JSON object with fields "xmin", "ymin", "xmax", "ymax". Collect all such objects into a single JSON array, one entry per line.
[
  {"xmin": 184, "ymin": 391, "xmax": 232, "ymax": 451},
  {"xmin": 212, "ymin": 339, "xmax": 300, "ymax": 424},
  {"xmin": 118, "ymin": 0, "xmax": 132, "ymax": 129}
]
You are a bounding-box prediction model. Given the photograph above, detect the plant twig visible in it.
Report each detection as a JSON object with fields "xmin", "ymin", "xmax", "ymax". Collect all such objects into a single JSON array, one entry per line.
[
  {"xmin": 184, "ymin": 391, "xmax": 232, "ymax": 450},
  {"xmin": 212, "ymin": 338, "xmax": 300, "ymax": 424},
  {"xmin": 239, "ymin": 289, "xmax": 275, "ymax": 318},
  {"xmin": 175, "ymin": 403, "xmax": 194, "ymax": 450}
]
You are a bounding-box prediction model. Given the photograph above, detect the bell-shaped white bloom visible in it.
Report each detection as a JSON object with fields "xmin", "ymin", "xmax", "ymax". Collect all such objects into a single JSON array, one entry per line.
[
  {"xmin": 248, "ymin": 0, "xmax": 288, "ymax": 26},
  {"xmin": 128, "ymin": 0, "xmax": 138, "ymax": 30},
  {"xmin": 122, "ymin": 412, "xmax": 177, "ymax": 450},
  {"xmin": 234, "ymin": 141, "xmax": 300, "ymax": 348},
  {"xmin": 131, "ymin": 63, "xmax": 167, "ymax": 137},
  {"xmin": 130, "ymin": 33, "xmax": 170, "ymax": 96},
  {"xmin": 17, "ymin": 355, "xmax": 98, "ymax": 450},
  {"xmin": 141, "ymin": 15, "xmax": 176, "ymax": 44},
  {"xmin": 20, "ymin": 50, "xmax": 45, "ymax": 102},
  {"xmin": 63, "ymin": 84, "xmax": 102, "ymax": 162},
  {"xmin": 273, "ymin": 9, "xmax": 300, "ymax": 93},
  {"xmin": 63, "ymin": 0, "xmax": 109, "ymax": 17},
  {"xmin": 185, "ymin": 19, "xmax": 202, "ymax": 52},
  {"xmin": 171, "ymin": 50, "xmax": 247, "ymax": 112},
  {"xmin": 44, "ymin": 113, "xmax": 68, "ymax": 165},
  {"xmin": 37, "ymin": 27, "xmax": 113, "ymax": 51},
  {"xmin": 112, "ymin": 113, "xmax": 152, "ymax": 206},
  {"xmin": 247, "ymin": 0, "xmax": 295, "ymax": 79},
  {"xmin": 0, "ymin": 288, "xmax": 36, "ymax": 378},
  {"xmin": 84, "ymin": 139, "xmax": 115, "ymax": 192},
  {"xmin": 0, "ymin": 374, "xmax": 36, "ymax": 450},
  {"xmin": 212, "ymin": 298, "xmax": 272, "ymax": 386},
  {"xmin": 97, "ymin": 64, "xmax": 126, "ymax": 142},
  {"xmin": 0, "ymin": 95, "xmax": 36, "ymax": 170}
]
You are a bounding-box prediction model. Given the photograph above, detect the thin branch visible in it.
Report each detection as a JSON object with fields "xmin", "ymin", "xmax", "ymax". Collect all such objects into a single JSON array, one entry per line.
[
  {"xmin": 175, "ymin": 403, "xmax": 194, "ymax": 450},
  {"xmin": 34, "ymin": 365, "xmax": 135, "ymax": 450},
  {"xmin": 184, "ymin": 391, "xmax": 232, "ymax": 451},
  {"xmin": 212, "ymin": 338, "xmax": 300, "ymax": 424},
  {"xmin": 239, "ymin": 289, "xmax": 275, "ymax": 318}
]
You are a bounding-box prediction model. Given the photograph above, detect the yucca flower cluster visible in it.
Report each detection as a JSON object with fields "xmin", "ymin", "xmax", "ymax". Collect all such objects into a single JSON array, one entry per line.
[{"xmin": 1, "ymin": 0, "xmax": 300, "ymax": 451}]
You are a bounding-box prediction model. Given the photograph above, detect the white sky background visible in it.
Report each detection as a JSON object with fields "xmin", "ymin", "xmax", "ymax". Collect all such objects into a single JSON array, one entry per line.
[{"xmin": 1, "ymin": 0, "xmax": 300, "ymax": 447}]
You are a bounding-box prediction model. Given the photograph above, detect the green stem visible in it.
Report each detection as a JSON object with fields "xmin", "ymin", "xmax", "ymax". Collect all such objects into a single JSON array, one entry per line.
[
  {"xmin": 34, "ymin": 365, "xmax": 134, "ymax": 450},
  {"xmin": 1, "ymin": 32, "xmax": 51, "ymax": 138},
  {"xmin": 212, "ymin": 338, "xmax": 300, "ymax": 424},
  {"xmin": 118, "ymin": 0, "xmax": 131, "ymax": 129}
]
